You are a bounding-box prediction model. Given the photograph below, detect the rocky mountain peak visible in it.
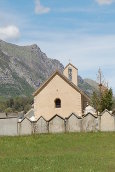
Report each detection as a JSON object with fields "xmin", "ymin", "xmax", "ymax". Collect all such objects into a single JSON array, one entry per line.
[
  {"xmin": 0, "ymin": 39, "xmax": 64, "ymax": 97},
  {"xmin": 0, "ymin": 39, "xmax": 98, "ymax": 98},
  {"xmin": 31, "ymin": 44, "xmax": 38, "ymax": 49}
]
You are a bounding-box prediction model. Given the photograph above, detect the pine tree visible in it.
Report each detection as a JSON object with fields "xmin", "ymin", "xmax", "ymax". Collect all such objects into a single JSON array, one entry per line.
[
  {"xmin": 91, "ymin": 92, "xmax": 100, "ymax": 113},
  {"xmin": 91, "ymin": 68, "xmax": 113, "ymax": 113},
  {"xmin": 92, "ymin": 88, "xmax": 113, "ymax": 113},
  {"xmin": 100, "ymin": 88, "xmax": 113, "ymax": 112}
]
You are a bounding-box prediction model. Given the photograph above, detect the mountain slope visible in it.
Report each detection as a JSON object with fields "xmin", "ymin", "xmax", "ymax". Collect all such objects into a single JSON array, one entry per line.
[
  {"xmin": 84, "ymin": 79, "xmax": 99, "ymax": 91},
  {"xmin": 0, "ymin": 40, "xmax": 64, "ymax": 97},
  {"xmin": 78, "ymin": 76, "xmax": 98, "ymax": 97},
  {"xmin": 0, "ymin": 40, "xmax": 97, "ymax": 98}
]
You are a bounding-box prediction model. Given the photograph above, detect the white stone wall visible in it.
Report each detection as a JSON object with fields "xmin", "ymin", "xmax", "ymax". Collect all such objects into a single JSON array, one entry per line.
[
  {"xmin": 82, "ymin": 114, "xmax": 99, "ymax": 132},
  {"xmin": 18, "ymin": 118, "xmax": 32, "ymax": 135},
  {"xmin": 66, "ymin": 114, "xmax": 82, "ymax": 132},
  {"xmin": 0, "ymin": 118, "xmax": 18, "ymax": 136},
  {"xmin": 34, "ymin": 117, "xmax": 48, "ymax": 134},
  {"xmin": 0, "ymin": 110, "xmax": 115, "ymax": 136},
  {"xmin": 49, "ymin": 115, "xmax": 65, "ymax": 133},
  {"xmin": 100, "ymin": 110, "xmax": 115, "ymax": 131}
]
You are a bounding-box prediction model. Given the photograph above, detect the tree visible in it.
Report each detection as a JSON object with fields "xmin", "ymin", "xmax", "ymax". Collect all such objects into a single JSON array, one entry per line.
[
  {"xmin": 100, "ymin": 88, "xmax": 113, "ymax": 112},
  {"xmin": 92, "ymin": 68, "xmax": 113, "ymax": 113},
  {"xmin": 24, "ymin": 104, "xmax": 32, "ymax": 113},
  {"xmin": 92, "ymin": 88, "xmax": 113, "ymax": 113},
  {"xmin": 112, "ymin": 98, "xmax": 115, "ymax": 109},
  {"xmin": 0, "ymin": 102, "xmax": 7, "ymax": 112},
  {"xmin": 91, "ymin": 92, "xmax": 100, "ymax": 113},
  {"xmin": 5, "ymin": 107, "xmax": 13, "ymax": 113},
  {"xmin": 0, "ymin": 96, "xmax": 33, "ymax": 113}
]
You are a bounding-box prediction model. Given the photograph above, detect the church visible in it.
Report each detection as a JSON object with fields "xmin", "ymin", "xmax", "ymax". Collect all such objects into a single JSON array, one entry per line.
[{"xmin": 33, "ymin": 63, "xmax": 90, "ymax": 120}]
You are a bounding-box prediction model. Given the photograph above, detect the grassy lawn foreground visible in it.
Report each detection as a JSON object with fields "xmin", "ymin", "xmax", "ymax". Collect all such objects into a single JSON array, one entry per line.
[{"xmin": 0, "ymin": 133, "xmax": 115, "ymax": 172}]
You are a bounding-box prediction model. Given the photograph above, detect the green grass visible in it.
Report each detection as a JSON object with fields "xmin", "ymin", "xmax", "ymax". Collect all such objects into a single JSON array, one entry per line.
[{"xmin": 0, "ymin": 133, "xmax": 115, "ymax": 172}]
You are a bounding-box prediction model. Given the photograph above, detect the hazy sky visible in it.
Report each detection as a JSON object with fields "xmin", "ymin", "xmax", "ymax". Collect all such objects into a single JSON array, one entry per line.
[{"xmin": 0, "ymin": 0, "xmax": 115, "ymax": 92}]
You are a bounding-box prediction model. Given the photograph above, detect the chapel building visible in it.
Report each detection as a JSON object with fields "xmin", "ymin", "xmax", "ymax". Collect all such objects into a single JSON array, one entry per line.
[{"xmin": 33, "ymin": 63, "xmax": 90, "ymax": 120}]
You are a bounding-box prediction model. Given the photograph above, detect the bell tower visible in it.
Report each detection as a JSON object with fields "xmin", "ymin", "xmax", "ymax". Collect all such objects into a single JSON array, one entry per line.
[{"xmin": 63, "ymin": 63, "xmax": 78, "ymax": 86}]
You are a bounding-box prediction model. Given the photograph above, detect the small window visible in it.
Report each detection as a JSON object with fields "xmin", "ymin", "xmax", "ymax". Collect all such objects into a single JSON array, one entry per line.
[
  {"xmin": 55, "ymin": 99, "xmax": 61, "ymax": 108},
  {"xmin": 68, "ymin": 68, "xmax": 72, "ymax": 81}
]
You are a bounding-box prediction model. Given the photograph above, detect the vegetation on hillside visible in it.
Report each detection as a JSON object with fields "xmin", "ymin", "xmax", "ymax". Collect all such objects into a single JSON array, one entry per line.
[{"xmin": 0, "ymin": 96, "xmax": 33, "ymax": 113}]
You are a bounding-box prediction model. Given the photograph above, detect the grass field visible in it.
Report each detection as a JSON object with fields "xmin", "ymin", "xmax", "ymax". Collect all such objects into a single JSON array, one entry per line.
[{"xmin": 0, "ymin": 133, "xmax": 115, "ymax": 172}]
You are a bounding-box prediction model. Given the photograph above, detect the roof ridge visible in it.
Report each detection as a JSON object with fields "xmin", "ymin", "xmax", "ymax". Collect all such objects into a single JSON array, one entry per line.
[{"xmin": 64, "ymin": 63, "xmax": 78, "ymax": 70}]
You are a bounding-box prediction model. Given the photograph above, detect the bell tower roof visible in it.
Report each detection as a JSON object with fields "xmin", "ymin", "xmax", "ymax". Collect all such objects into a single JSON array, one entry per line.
[{"xmin": 64, "ymin": 63, "xmax": 78, "ymax": 71}]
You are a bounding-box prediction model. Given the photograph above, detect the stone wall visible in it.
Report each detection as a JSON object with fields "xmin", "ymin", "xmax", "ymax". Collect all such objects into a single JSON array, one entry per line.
[
  {"xmin": 82, "ymin": 113, "xmax": 99, "ymax": 132},
  {"xmin": 66, "ymin": 114, "xmax": 82, "ymax": 132},
  {"xmin": 0, "ymin": 117, "xmax": 18, "ymax": 136},
  {"xmin": 18, "ymin": 118, "xmax": 33, "ymax": 135},
  {"xmin": 0, "ymin": 110, "xmax": 115, "ymax": 136},
  {"xmin": 34, "ymin": 117, "xmax": 48, "ymax": 134},
  {"xmin": 99, "ymin": 110, "xmax": 115, "ymax": 131},
  {"xmin": 49, "ymin": 115, "xmax": 65, "ymax": 133}
]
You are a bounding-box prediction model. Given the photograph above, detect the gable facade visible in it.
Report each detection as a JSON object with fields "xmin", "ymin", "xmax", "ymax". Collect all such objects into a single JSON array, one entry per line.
[{"xmin": 34, "ymin": 73, "xmax": 83, "ymax": 120}]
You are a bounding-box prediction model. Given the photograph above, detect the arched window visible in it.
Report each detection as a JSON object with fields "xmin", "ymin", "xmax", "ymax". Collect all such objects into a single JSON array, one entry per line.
[{"xmin": 55, "ymin": 98, "xmax": 61, "ymax": 108}]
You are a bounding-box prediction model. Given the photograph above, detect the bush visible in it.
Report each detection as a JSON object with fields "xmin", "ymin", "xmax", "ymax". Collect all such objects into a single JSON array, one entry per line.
[{"xmin": 5, "ymin": 107, "xmax": 13, "ymax": 113}]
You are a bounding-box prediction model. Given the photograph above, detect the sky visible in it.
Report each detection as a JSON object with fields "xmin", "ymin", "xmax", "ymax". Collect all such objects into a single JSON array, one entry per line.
[{"xmin": 0, "ymin": 0, "xmax": 115, "ymax": 92}]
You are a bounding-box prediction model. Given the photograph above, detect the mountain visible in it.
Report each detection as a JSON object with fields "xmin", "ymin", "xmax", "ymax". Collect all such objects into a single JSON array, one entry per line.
[
  {"xmin": 0, "ymin": 40, "xmax": 97, "ymax": 98},
  {"xmin": 84, "ymin": 79, "xmax": 99, "ymax": 91},
  {"xmin": 84, "ymin": 78, "xmax": 99, "ymax": 96},
  {"xmin": 78, "ymin": 76, "xmax": 98, "ymax": 97},
  {"xmin": 0, "ymin": 40, "xmax": 64, "ymax": 98}
]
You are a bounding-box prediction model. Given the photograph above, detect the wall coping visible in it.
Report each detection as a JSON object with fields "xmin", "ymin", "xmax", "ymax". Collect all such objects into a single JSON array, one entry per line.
[
  {"xmin": 0, "ymin": 117, "xmax": 18, "ymax": 119},
  {"xmin": 18, "ymin": 117, "xmax": 32, "ymax": 123},
  {"xmin": 48, "ymin": 114, "xmax": 65, "ymax": 122},
  {"xmin": 33, "ymin": 116, "xmax": 48, "ymax": 123},
  {"xmin": 66, "ymin": 113, "xmax": 82, "ymax": 120},
  {"xmin": 83, "ymin": 112, "xmax": 98, "ymax": 118},
  {"xmin": 99, "ymin": 109, "xmax": 113, "ymax": 117}
]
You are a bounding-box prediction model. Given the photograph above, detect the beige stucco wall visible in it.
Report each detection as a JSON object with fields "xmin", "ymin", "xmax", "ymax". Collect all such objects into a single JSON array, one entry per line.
[
  {"xmin": 34, "ymin": 74, "xmax": 82, "ymax": 120},
  {"xmin": 63, "ymin": 64, "xmax": 78, "ymax": 86},
  {"xmin": 100, "ymin": 111, "xmax": 115, "ymax": 131}
]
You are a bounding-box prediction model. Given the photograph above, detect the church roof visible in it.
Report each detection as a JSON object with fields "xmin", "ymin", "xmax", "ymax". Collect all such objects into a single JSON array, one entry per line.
[{"xmin": 33, "ymin": 70, "xmax": 90, "ymax": 100}]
